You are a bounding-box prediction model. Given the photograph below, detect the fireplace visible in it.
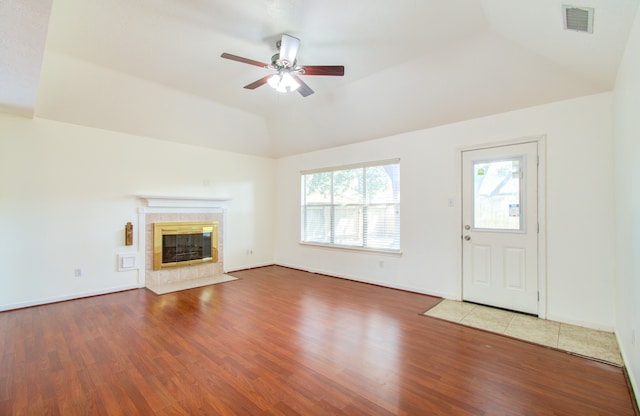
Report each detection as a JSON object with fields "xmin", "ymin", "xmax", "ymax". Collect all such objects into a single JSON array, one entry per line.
[{"xmin": 153, "ymin": 222, "xmax": 218, "ymax": 270}]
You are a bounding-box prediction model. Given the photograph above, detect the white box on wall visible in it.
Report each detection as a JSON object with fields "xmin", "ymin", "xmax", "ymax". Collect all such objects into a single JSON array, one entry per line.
[{"xmin": 117, "ymin": 253, "xmax": 139, "ymax": 271}]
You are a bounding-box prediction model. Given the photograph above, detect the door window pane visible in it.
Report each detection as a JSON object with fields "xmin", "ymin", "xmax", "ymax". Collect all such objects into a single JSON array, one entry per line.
[{"xmin": 473, "ymin": 159, "xmax": 522, "ymax": 230}]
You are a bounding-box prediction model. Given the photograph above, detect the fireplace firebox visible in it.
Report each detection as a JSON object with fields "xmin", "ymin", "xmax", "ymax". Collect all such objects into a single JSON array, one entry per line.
[{"xmin": 153, "ymin": 222, "xmax": 218, "ymax": 270}]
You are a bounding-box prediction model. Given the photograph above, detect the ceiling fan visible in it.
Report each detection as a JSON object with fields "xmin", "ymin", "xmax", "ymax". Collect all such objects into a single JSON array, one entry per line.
[{"xmin": 221, "ymin": 34, "xmax": 345, "ymax": 97}]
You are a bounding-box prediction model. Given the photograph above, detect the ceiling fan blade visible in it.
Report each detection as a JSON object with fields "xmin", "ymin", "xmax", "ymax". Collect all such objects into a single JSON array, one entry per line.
[
  {"xmin": 221, "ymin": 53, "xmax": 269, "ymax": 68},
  {"xmin": 279, "ymin": 34, "xmax": 300, "ymax": 67},
  {"xmin": 244, "ymin": 75, "xmax": 272, "ymax": 90},
  {"xmin": 301, "ymin": 65, "xmax": 345, "ymax": 76},
  {"xmin": 291, "ymin": 74, "xmax": 314, "ymax": 97}
]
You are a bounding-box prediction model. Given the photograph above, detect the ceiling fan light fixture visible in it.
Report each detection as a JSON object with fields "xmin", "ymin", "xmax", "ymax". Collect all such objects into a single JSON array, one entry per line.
[{"xmin": 268, "ymin": 72, "xmax": 300, "ymax": 93}]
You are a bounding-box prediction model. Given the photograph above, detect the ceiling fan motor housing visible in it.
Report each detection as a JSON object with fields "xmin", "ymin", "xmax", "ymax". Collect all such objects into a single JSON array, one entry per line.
[{"xmin": 271, "ymin": 53, "xmax": 296, "ymax": 69}]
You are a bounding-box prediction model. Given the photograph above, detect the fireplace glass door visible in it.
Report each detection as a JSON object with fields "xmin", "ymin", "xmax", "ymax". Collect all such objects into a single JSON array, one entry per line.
[
  {"xmin": 153, "ymin": 222, "xmax": 218, "ymax": 270},
  {"xmin": 162, "ymin": 233, "xmax": 212, "ymax": 264}
]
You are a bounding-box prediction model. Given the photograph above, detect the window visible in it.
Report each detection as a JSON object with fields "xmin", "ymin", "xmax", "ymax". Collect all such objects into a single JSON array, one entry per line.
[
  {"xmin": 473, "ymin": 158, "xmax": 522, "ymax": 231},
  {"xmin": 301, "ymin": 159, "xmax": 400, "ymax": 252}
]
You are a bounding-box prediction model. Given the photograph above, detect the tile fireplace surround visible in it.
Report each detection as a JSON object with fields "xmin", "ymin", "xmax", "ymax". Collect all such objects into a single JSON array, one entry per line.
[{"xmin": 138, "ymin": 196, "xmax": 228, "ymax": 290}]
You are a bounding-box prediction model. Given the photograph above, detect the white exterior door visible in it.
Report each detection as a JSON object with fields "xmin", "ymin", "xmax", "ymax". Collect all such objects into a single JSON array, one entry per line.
[{"xmin": 462, "ymin": 142, "xmax": 538, "ymax": 315}]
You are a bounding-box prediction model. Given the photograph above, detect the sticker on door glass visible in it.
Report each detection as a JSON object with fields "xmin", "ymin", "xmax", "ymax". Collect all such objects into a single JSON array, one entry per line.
[
  {"xmin": 509, "ymin": 203, "xmax": 520, "ymax": 217},
  {"xmin": 477, "ymin": 168, "xmax": 485, "ymax": 176}
]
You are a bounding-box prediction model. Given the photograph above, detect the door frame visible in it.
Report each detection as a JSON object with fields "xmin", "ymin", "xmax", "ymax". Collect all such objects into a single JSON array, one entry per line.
[{"xmin": 456, "ymin": 136, "xmax": 547, "ymax": 318}]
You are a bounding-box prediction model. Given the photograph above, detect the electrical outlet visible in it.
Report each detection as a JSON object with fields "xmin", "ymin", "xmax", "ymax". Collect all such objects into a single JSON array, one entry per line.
[{"xmin": 74, "ymin": 268, "xmax": 82, "ymax": 277}]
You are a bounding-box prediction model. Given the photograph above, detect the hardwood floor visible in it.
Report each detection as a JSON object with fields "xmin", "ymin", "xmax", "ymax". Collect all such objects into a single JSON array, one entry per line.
[{"xmin": 0, "ymin": 265, "xmax": 636, "ymax": 415}]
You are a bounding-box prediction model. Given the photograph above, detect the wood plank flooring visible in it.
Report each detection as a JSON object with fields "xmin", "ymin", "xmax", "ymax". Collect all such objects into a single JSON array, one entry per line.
[{"xmin": 0, "ymin": 265, "xmax": 636, "ymax": 415}]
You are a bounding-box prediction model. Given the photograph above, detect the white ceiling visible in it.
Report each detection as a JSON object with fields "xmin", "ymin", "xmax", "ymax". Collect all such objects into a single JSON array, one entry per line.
[{"xmin": 1, "ymin": 0, "xmax": 638, "ymax": 157}]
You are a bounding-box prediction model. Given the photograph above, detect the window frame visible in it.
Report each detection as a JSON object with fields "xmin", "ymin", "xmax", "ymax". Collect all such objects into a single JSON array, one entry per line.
[{"xmin": 300, "ymin": 159, "xmax": 401, "ymax": 254}]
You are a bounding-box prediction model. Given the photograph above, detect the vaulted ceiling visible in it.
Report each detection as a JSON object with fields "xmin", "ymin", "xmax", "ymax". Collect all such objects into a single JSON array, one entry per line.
[{"xmin": 1, "ymin": 0, "xmax": 638, "ymax": 157}]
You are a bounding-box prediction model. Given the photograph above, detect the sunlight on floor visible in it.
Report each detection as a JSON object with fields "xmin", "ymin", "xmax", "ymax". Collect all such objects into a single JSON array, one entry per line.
[{"xmin": 424, "ymin": 300, "xmax": 622, "ymax": 366}]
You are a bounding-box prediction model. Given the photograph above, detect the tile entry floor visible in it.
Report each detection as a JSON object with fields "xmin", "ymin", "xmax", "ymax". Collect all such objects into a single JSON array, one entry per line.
[{"xmin": 424, "ymin": 299, "xmax": 623, "ymax": 366}]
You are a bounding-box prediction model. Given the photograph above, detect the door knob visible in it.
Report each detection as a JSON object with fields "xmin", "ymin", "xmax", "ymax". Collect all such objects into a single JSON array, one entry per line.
[
  {"xmin": 464, "ymin": 225, "xmax": 471, "ymax": 230},
  {"xmin": 464, "ymin": 235, "xmax": 471, "ymax": 241}
]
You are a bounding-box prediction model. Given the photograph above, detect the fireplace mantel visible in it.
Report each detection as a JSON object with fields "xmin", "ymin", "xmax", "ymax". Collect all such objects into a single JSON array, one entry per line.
[{"xmin": 138, "ymin": 195, "xmax": 231, "ymax": 208}]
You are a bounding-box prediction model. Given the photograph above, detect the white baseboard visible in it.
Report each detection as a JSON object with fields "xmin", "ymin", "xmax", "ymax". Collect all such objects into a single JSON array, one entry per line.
[
  {"xmin": 273, "ymin": 261, "xmax": 451, "ymax": 299},
  {"xmin": 0, "ymin": 284, "xmax": 138, "ymax": 312},
  {"xmin": 545, "ymin": 313, "xmax": 615, "ymax": 332},
  {"xmin": 616, "ymin": 332, "xmax": 638, "ymax": 404},
  {"xmin": 225, "ymin": 262, "xmax": 274, "ymax": 273}
]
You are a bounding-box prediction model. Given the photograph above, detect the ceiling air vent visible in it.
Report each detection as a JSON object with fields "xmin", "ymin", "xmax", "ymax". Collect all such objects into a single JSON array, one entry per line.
[{"xmin": 562, "ymin": 5, "xmax": 594, "ymax": 33}]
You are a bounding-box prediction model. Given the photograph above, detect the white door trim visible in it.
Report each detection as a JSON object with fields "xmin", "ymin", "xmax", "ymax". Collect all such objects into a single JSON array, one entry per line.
[{"xmin": 456, "ymin": 135, "xmax": 547, "ymax": 318}]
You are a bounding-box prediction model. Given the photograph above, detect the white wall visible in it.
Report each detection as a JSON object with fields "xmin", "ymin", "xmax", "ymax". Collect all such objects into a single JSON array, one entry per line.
[
  {"xmin": 613, "ymin": 3, "xmax": 640, "ymax": 400},
  {"xmin": 275, "ymin": 92, "xmax": 615, "ymax": 330},
  {"xmin": 0, "ymin": 114, "xmax": 275, "ymax": 310}
]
